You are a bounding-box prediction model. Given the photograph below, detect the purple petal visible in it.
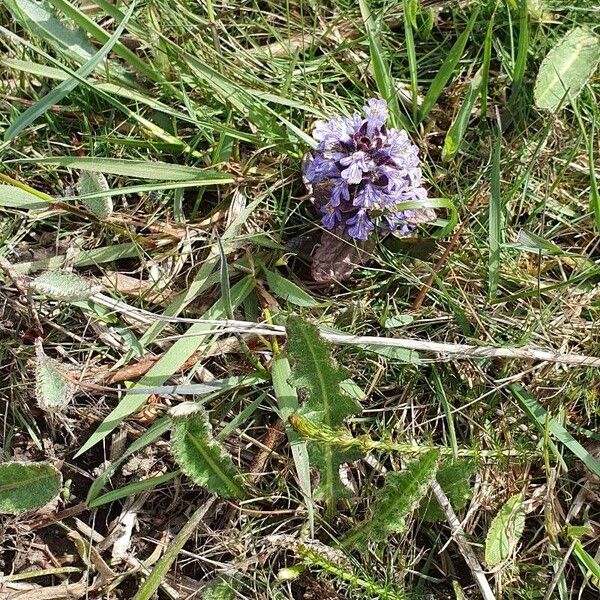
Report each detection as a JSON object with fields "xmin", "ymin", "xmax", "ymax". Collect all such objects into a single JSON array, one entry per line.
[{"xmin": 346, "ymin": 209, "xmax": 374, "ymax": 240}]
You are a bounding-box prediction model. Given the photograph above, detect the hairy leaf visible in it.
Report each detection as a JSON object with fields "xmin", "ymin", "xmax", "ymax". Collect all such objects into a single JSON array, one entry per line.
[
  {"xmin": 77, "ymin": 171, "xmax": 112, "ymax": 218},
  {"xmin": 171, "ymin": 403, "xmax": 247, "ymax": 499},
  {"xmin": 534, "ymin": 27, "xmax": 600, "ymax": 112},
  {"xmin": 484, "ymin": 493, "xmax": 526, "ymax": 567},
  {"xmin": 286, "ymin": 317, "xmax": 362, "ymax": 512},
  {"xmin": 35, "ymin": 342, "xmax": 75, "ymax": 413},
  {"xmin": 343, "ymin": 450, "xmax": 439, "ymax": 548},
  {"xmin": 0, "ymin": 462, "xmax": 62, "ymax": 514},
  {"xmin": 32, "ymin": 270, "xmax": 101, "ymax": 301},
  {"xmin": 418, "ymin": 458, "xmax": 476, "ymax": 522}
]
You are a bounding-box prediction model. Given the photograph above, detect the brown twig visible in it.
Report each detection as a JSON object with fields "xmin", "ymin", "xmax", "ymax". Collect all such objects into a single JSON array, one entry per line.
[{"xmin": 430, "ymin": 480, "xmax": 497, "ymax": 600}]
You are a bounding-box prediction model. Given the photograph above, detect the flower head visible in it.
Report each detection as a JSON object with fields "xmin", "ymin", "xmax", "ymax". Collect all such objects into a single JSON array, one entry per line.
[{"xmin": 303, "ymin": 98, "xmax": 432, "ymax": 241}]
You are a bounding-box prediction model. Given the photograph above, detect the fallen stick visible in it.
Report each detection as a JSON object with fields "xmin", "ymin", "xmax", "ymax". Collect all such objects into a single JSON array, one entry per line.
[
  {"xmin": 430, "ymin": 480, "xmax": 497, "ymax": 600},
  {"xmin": 93, "ymin": 294, "xmax": 600, "ymax": 368}
]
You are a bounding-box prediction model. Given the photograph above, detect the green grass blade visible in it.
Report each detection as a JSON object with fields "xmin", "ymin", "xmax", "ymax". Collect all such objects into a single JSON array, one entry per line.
[
  {"xmin": 509, "ymin": 384, "xmax": 600, "ymax": 479},
  {"xmin": 403, "ymin": 0, "xmax": 419, "ymax": 123},
  {"xmin": 272, "ymin": 354, "xmax": 314, "ymax": 529},
  {"xmin": 480, "ymin": 15, "xmax": 494, "ymax": 119},
  {"xmin": 4, "ymin": 2, "xmax": 136, "ymax": 141},
  {"xmin": 489, "ymin": 128, "xmax": 502, "ymax": 298},
  {"xmin": 10, "ymin": 157, "xmax": 224, "ymax": 181},
  {"xmin": 75, "ymin": 277, "xmax": 255, "ymax": 457},
  {"xmin": 86, "ymin": 416, "xmax": 171, "ymax": 503},
  {"xmin": 442, "ymin": 68, "xmax": 483, "ymax": 161},
  {"xmin": 358, "ymin": 0, "xmax": 409, "ymax": 131},
  {"xmin": 45, "ymin": 0, "xmax": 159, "ymax": 82},
  {"xmin": 419, "ymin": 8, "xmax": 479, "ymax": 122},
  {"xmin": 132, "ymin": 498, "xmax": 217, "ymax": 600},
  {"xmin": 88, "ymin": 470, "xmax": 179, "ymax": 508},
  {"xmin": 4, "ymin": 0, "xmax": 94, "ymax": 62}
]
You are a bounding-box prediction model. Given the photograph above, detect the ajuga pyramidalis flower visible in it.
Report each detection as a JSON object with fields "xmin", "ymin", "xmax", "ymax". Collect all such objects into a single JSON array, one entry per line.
[{"xmin": 303, "ymin": 99, "xmax": 435, "ymax": 242}]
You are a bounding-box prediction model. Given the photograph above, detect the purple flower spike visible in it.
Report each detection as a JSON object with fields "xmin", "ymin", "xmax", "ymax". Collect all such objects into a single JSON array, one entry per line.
[{"xmin": 303, "ymin": 98, "xmax": 434, "ymax": 243}]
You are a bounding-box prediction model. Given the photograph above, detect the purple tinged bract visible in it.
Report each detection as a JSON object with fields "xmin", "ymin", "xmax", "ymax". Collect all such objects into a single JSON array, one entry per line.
[{"xmin": 303, "ymin": 98, "xmax": 431, "ymax": 240}]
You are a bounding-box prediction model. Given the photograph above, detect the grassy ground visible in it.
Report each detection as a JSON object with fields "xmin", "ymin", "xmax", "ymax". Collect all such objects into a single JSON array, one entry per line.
[{"xmin": 1, "ymin": 0, "xmax": 599, "ymax": 598}]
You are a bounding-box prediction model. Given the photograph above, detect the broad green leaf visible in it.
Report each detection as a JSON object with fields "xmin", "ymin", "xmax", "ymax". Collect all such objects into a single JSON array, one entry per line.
[
  {"xmin": 442, "ymin": 68, "xmax": 483, "ymax": 161},
  {"xmin": 534, "ymin": 28, "xmax": 600, "ymax": 112},
  {"xmin": 484, "ymin": 493, "xmax": 526, "ymax": 567},
  {"xmin": 4, "ymin": 0, "xmax": 94, "ymax": 62},
  {"xmin": 510, "ymin": 384, "xmax": 600, "ymax": 479},
  {"xmin": 18, "ymin": 157, "xmax": 228, "ymax": 182},
  {"xmin": 342, "ymin": 450, "xmax": 439, "ymax": 549},
  {"xmin": 77, "ymin": 171, "xmax": 112, "ymax": 218},
  {"xmin": 75, "ymin": 277, "xmax": 255, "ymax": 456},
  {"xmin": 286, "ymin": 317, "xmax": 362, "ymax": 514},
  {"xmin": 171, "ymin": 403, "xmax": 247, "ymax": 499},
  {"xmin": 0, "ymin": 184, "xmax": 49, "ymax": 210},
  {"xmin": 420, "ymin": 9, "xmax": 479, "ymax": 122},
  {"xmin": 35, "ymin": 343, "xmax": 75, "ymax": 413},
  {"xmin": 0, "ymin": 462, "xmax": 62, "ymax": 514},
  {"xmin": 418, "ymin": 459, "xmax": 476, "ymax": 521},
  {"xmin": 32, "ymin": 270, "xmax": 101, "ymax": 301},
  {"xmin": 263, "ymin": 267, "xmax": 318, "ymax": 307},
  {"xmin": 5, "ymin": 2, "xmax": 135, "ymax": 141}
]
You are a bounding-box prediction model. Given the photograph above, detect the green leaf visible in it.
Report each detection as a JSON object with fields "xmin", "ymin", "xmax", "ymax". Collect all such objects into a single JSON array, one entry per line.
[
  {"xmin": 420, "ymin": 9, "xmax": 479, "ymax": 122},
  {"xmin": 0, "ymin": 462, "xmax": 62, "ymax": 514},
  {"xmin": 18, "ymin": 156, "xmax": 229, "ymax": 182},
  {"xmin": 271, "ymin": 355, "xmax": 313, "ymax": 523},
  {"xmin": 418, "ymin": 459, "xmax": 476, "ymax": 521},
  {"xmin": 75, "ymin": 277, "xmax": 255, "ymax": 457},
  {"xmin": 534, "ymin": 27, "xmax": 600, "ymax": 112},
  {"xmin": 32, "ymin": 270, "xmax": 101, "ymax": 301},
  {"xmin": 76, "ymin": 171, "xmax": 112, "ymax": 218},
  {"xmin": 201, "ymin": 577, "xmax": 236, "ymax": 600},
  {"xmin": 34, "ymin": 342, "xmax": 75, "ymax": 413},
  {"xmin": 358, "ymin": 0, "xmax": 409, "ymax": 131},
  {"xmin": 171, "ymin": 403, "xmax": 247, "ymax": 499},
  {"xmin": 132, "ymin": 499, "xmax": 216, "ymax": 600},
  {"xmin": 572, "ymin": 540, "xmax": 600, "ymax": 587},
  {"xmin": 88, "ymin": 471, "xmax": 179, "ymax": 508},
  {"xmin": 359, "ymin": 344, "xmax": 421, "ymax": 364},
  {"xmin": 87, "ymin": 416, "xmax": 171, "ymax": 503},
  {"xmin": 263, "ymin": 267, "xmax": 318, "ymax": 307},
  {"xmin": 484, "ymin": 493, "xmax": 526, "ymax": 567},
  {"xmin": 442, "ymin": 68, "xmax": 483, "ymax": 161},
  {"xmin": 0, "ymin": 184, "xmax": 49, "ymax": 210},
  {"xmin": 509, "ymin": 384, "xmax": 600, "ymax": 479},
  {"xmin": 5, "ymin": 2, "xmax": 136, "ymax": 141},
  {"xmin": 489, "ymin": 128, "xmax": 502, "ymax": 298},
  {"xmin": 4, "ymin": 0, "xmax": 94, "ymax": 62},
  {"xmin": 342, "ymin": 450, "xmax": 439, "ymax": 549},
  {"xmin": 286, "ymin": 317, "xmax": 362, "ymax": 514},
  {"xmin": 510, "ymin": 229, "xmax": 563, "ymax": 255}
]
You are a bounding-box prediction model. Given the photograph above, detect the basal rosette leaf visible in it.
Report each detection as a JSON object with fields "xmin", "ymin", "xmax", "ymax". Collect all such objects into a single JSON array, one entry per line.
[
  {"xmin": 342, "ymin": 450, "xmax": 439, "ymax": 549},
  {"xmin": 285, "ymin": 316, "xmax": 362, "ymax": 515}
]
